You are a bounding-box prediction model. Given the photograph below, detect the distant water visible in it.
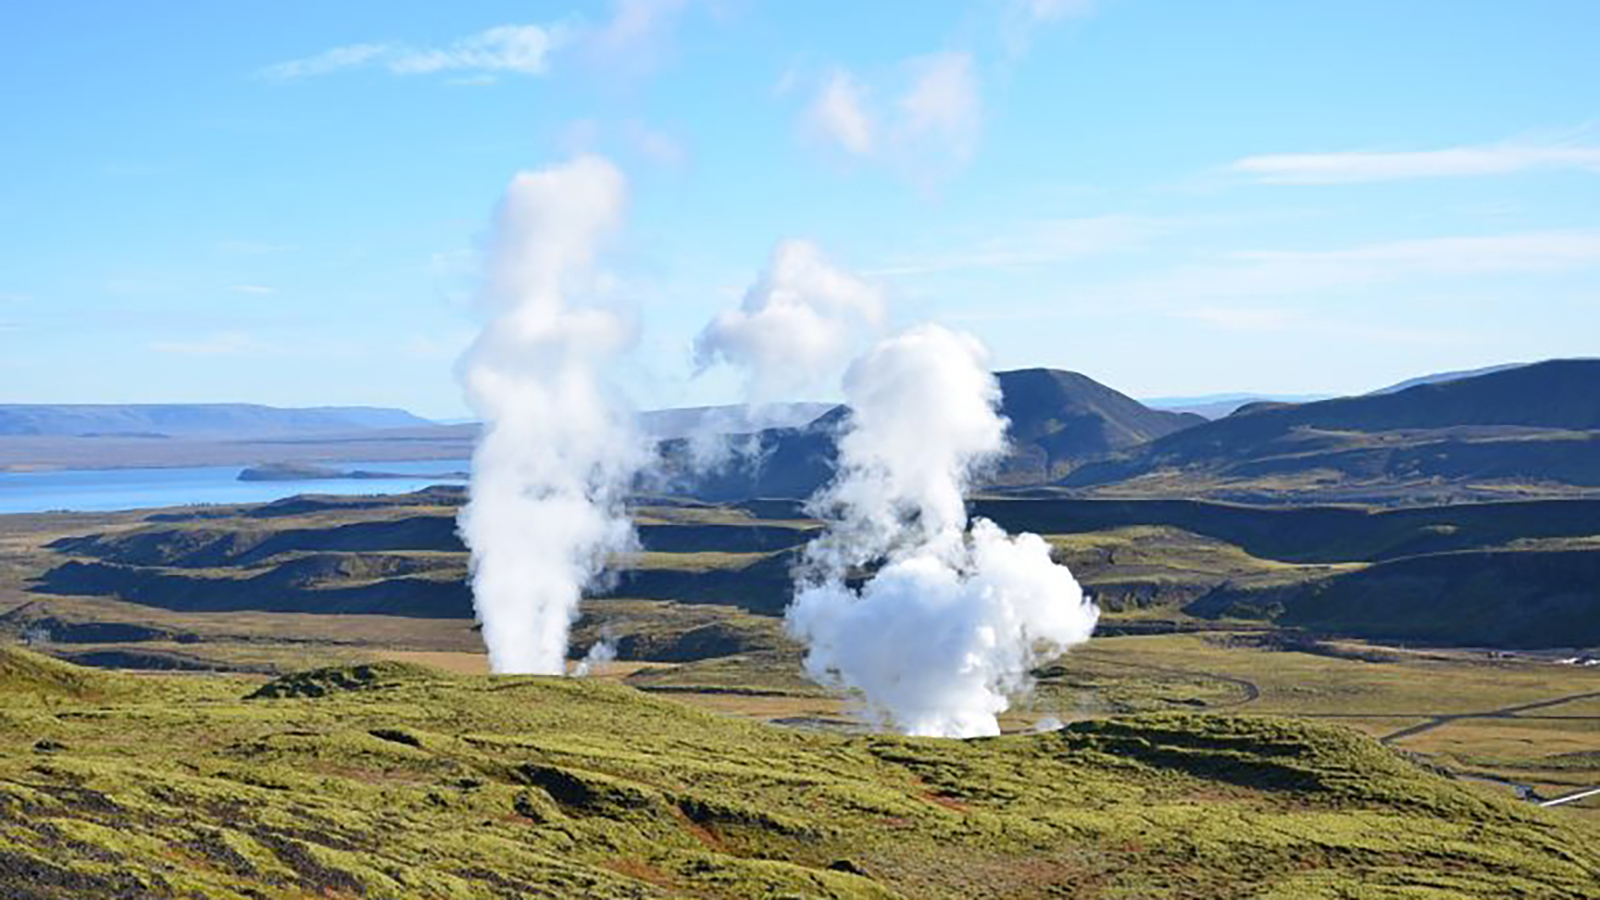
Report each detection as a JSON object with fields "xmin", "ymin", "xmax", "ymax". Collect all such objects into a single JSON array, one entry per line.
[{"xmin": 0, "ymin": 459, "xmax": 471, "ymax": 514}]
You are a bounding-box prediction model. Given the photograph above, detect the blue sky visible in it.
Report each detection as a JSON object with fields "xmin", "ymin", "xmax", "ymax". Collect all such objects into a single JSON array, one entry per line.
[{"xmin": 2, "ymin": 0, "xmax": 1597, "ymax": 417}]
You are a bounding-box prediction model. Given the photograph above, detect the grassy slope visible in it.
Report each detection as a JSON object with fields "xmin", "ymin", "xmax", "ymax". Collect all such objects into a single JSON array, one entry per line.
[{"xmin": 1, "ymin": 649, "xmax": 1597, "ymax": 900}]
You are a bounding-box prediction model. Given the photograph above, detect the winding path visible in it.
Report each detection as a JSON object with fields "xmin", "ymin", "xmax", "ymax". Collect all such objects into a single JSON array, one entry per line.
[{"xmin": 1377, "ymin": 690, "xmax": 1600, "ymax": 744}]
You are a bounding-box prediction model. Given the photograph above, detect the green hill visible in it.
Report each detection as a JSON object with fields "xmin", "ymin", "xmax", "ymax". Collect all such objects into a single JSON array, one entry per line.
[
  {"xmin": 0, "ymin": 644, "xmax": 123, "ymax": 703},
  {"xmin": 0, "ymin": 658, "xmax": 1595, "ymax": 899}
]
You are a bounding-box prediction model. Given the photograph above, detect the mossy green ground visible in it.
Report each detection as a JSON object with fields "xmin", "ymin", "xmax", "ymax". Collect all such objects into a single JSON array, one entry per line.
[{"xmin": 2, "ymin": 649, "xmax": 1598, "ymax": 899}]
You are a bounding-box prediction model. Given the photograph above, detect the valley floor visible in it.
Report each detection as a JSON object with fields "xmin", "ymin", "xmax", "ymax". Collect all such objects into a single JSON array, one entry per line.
[{"xmin": 1, "ymin": 489, "xmax": 1598, "ymax": 897}]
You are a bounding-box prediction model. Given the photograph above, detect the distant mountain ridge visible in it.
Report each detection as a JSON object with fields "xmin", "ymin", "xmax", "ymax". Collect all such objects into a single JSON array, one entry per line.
[
  {"xmin": 991, "ymin": 369, "xmax": 1203, "ymax": 477},
  {"xmin": 1066, "ymin": 358, "xmax": 1600, "ymax": 502},
  {"xmin": 1143, "ymin": 393, "xmax": 1335, "ymax": 420},
  {"xmin": 1367, "ymin": 362, "xmax": 1529, "ymax": 396},
  {"xmin": 0, "ymin": 404, "xmax": 433, "ymax": 438}
]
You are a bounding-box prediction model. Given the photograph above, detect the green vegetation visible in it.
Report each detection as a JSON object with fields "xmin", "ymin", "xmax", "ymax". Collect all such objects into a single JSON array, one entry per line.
[
  {"xmin": 2, "ymin": 648, "xmax": 1596, "ymax": 899},
  {"xmin": 4, "ymin": 480, "xmax": 1600, "ymax": 894}
]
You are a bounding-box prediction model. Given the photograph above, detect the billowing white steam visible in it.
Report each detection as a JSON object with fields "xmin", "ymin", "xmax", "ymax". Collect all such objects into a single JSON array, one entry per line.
[
  {"xmin": 788, "ymin": 324, "xmax": 1099, "ymax": 737},
  {"xmin": 694, "ymin": 239, "xmax": 886, "ymax": 402},
  {"xmin": 683, "ymin": 239, "xmax": 884, "ymax": 478},
  {"xmin": 456, "ymin": 155, "xmax": 646, "ymax": 675}
]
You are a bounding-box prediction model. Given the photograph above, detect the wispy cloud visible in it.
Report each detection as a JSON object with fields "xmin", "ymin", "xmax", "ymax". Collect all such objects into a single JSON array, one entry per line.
[
  {"xmin": 1000, "ymin": 0, "xmax": 1097, "ymax": 59},
  {"xmin": 561, "ymin": 118, "xmax": 690, "ymax": 169},
  {"xmin": 1231, "ymin": 230, "xmax": 1600, "ymax": 275},
  {"xmin": 228, "ymin": 284, "xmax": 275, "ymax": 296},
  {"xmin": 262, "ymin": 3, "xmax": 699, "ymax": 85},
  {"xmin": 1097, "ymin": 230, "xmax": 1600, "ymax": 314},
  {"xmin": 261, "ymin": 43, "xmax": 388, "ymax": 80},
  {"xmin": 261, "ymin": 24, "xmax": 568, "ymax": 81},
  {"xmin": 807, "ymin": 70, "xmax": 875, "ymax": 155},
  {"xmin": 1232, "ymin": 140, "xmax": 1600, "ymax": 184},
  {"xmin": 900, "ymin": 52, "xmax": 981, "ymax": 162},
  {"xmin": 0, "ymin": 292, "xmax": 31, "ymax": 304},
  {"xmin": 800, "ymin": 52, "xmax": 982, "ymax": 173},
  {"xmin": 869, "ymin": 214, "xmax": 1175, "ymax": 277},
  {"xmin": 583, "ymin": 0, "xmax": 691, "ymax": 75},
  {"xmin": 149, "ymin": 331, "xmax": 266, "ymax": 357}
]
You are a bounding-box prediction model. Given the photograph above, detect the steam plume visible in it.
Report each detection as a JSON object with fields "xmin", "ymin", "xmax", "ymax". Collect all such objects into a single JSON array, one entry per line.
[
  {"xmin": 788, "ymin": 324, "xmax": 1099, "ymax": 737},
  {"xmin": 572, "ymin": 637, "xmax": 617, "ymax": 677},
  {"xmin": 456, "ymin": 155, "xmax": 646, "ymax": 674},
  {"xmin": 694, "ymin": 239, "xmax": 885, "ymax": 402},
  {"xmin": 682, "ymin": 239, "xmax": 883, "ymax": 480}
]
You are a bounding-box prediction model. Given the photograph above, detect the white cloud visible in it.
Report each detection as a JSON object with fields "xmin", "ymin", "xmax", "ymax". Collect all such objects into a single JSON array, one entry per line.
[
  {"xmin": 229, "ymin": 284, "xmax": 275, "ymax": 296},
  {"xmin": 388, "ymin": 25, "xmax": 563, "ymax": 76},
  {"xmin": 149, "ymin": 332, "xmax": 266, "ymax": 357},
  {"xmin": 0, "ymin": 292, "xmax": 30, "ymax": 304},
  {"xmin": 1232, "ymin": 141, "xmax": 1600, "ymax": 184},
  {"xmin": 807, "ymin": 70, "xmax": 875, "ymax": 155},
  {"xmin": 899, "ymin": 52, "xmax": 980, "ymax": 161},
  {"xmin": 262, "ymin": 24, "xmax": 567, "ymax": 81},
  {"xmin": 585, "ymin": 0, "xmax": 690, "ymax": 71},
  {"xmin": 800, "ymin": 53, "xmax": 983, "ymax": 172},
  {"xmin": 264, "ymin": 4, "xmax": 698, "ymax": 84},
  {"xmin": 261, "ymin": 43, "xmax": 388, "ymax": 80}
]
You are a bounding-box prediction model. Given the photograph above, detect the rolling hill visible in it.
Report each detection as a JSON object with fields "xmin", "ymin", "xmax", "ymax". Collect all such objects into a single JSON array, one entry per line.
[
  {"xmin": 1, "ymin": 651, "xmax": 1596, "ymax": 899},
  {"xmin": 1065, "ymin": 358, "xmax": 1600, "ymax": 503},
  {"xmin": 1368, "ymin": 362, "xmax": 1530, "ymax": 395}
]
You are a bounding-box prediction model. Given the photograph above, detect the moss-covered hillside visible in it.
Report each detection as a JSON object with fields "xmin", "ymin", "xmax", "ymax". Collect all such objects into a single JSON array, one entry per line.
[{"xmin": 0, "ymin": 647, "xmax": 1595, "ymax": 899}]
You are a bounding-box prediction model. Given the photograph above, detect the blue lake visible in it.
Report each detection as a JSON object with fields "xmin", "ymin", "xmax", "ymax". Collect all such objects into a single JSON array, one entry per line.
[{"xmin": 0, "ymin": 459, "xmax": 472, "ymax": 514}]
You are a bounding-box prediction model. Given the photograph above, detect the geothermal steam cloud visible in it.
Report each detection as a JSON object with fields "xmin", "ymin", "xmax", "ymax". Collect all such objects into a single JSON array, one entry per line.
[
  {"xmin": 682, "ymin": 239, "xmax": 886, "ymax": 473},
  {"xmin": 787, "ymin": 324, "xmax": 1100, "ymax": 738},
  {"xmin": 457, "ymin": 156, "xmax": 645, "ymax": 675},
  {"xmin": 692, "ymin": 245, "xmax": 1100, "ymax": 737},
  {"xmin": 694, "ymin": 239, "xmax": 886, "ymax": 403}
]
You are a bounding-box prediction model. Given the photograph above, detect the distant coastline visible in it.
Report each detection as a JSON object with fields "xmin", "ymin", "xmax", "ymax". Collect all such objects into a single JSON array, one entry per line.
[{"xmin": 237, "ymin": 462, "xmax": 469, "ymax": 482}]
